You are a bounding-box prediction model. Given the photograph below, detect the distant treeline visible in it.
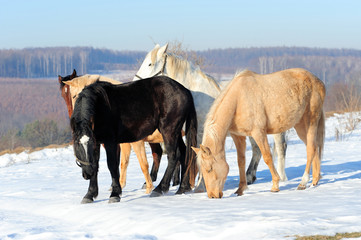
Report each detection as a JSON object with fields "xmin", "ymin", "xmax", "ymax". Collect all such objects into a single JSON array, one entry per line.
[
  {"xmin": 0, "ymin": 47, "xmax": 145, "ymax": 78},
  {"xmin": 1, "ymin": 46, "xmax": 361, "ymax": 86},
  {"xmin": 197, "ymin": 47, "xmax": 361, "ymax": 85}
]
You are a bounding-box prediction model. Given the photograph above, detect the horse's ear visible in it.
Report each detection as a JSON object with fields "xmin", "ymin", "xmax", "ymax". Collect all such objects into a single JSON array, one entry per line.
[
  {"xmin": 58, "ymin": 75, "xmax": 63, "ymax": 83},
  {"xmin": 154, "ymin": 44, "xmax": 160, "ymax": 49},
  {"xmin": 63, "ymin": 80, "xmax": 75, "ymax": 87},
  {"xmin": 157, "ymin": 43, "xmax": 168, "ymax": 59},
  {"xmin": 72, "ymin": 69, "xmax": 77, "ymax": 77},
  {"xmin": 200, "ymin": 144, "xmax": 212, "ymax": 157},
  {"xmin": 191, "ymin": 147, "xmax": 200, "ymax": 155}
]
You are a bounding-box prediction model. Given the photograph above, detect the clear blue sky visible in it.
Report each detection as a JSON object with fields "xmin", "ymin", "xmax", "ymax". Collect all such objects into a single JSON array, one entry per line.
[{"xmin": 1, "ymin": 0, "xmax": 360, "ymax": 51}]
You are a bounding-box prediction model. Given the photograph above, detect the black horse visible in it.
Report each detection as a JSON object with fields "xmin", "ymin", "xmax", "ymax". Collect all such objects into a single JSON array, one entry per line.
[
  {"xmin": 70, "ymin": 76, "xmax": 197, "ymax": 203},
  {"xmin": 59, "ymin": 70, "xmax": 180, "ymax": 192}
]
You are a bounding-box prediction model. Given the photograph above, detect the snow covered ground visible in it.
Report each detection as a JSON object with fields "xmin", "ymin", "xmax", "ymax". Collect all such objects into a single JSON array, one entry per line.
[{"xmin": 1, "ymin": 113, "xmax": 361, "ymax": 240}]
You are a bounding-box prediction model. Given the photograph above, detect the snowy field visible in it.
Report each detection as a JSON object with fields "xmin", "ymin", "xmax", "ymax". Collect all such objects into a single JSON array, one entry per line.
[{"xmin": 1, "ymin": 113, "xmax": 361, "ymax": 240}]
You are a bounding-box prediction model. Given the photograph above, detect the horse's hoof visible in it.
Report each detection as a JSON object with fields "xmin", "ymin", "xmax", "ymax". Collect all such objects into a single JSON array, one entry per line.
[
  {"xmin": 297, "ymin": 184, "xmax": 306, "ymax": 190},
  {"xmin": 150, "ymin": 190, "xmax": 163, "ymax": 197},
  {"xmin": 175, "ymin": 186, "xmax": 192, "ymax": 195},
  {"xmin": 108, "ymin": 196, "xmax": 120, "ymax": 203},
  {"xmin": 81, "ymin": 197, "xmax": 94, "ymax": 204},
  {"xmin": 173, "ymin": 179, "xmax": 180, "ymax": 187},
  {"xmin": 246, "ymin": 176, "xmax": 257, "ymax": 185},
  {"xmin": 271, "ymin": 188, "xmax": 280, "ymax": 192},
  {"xmin": 194, "ymin": 187, "xmax": 205, "ymax": 193},
  {"xmin": 234, "ymin": 190, "xmax": 244, "ymax": 196},
  {"xmin": 145, "ymin": 186, "xmax": 154, "ymax": 194}
]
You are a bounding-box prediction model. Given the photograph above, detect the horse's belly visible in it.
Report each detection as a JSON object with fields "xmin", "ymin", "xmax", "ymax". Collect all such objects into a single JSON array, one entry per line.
[{"xmin": 266, "ymin": 112, "xmax": 302, "ymax": 134}]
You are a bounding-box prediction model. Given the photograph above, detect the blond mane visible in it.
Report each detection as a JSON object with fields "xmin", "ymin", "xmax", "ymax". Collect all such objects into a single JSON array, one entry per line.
[{"xmin": 201, "ymin": 74, "xmax": 236, "ymax": 147}]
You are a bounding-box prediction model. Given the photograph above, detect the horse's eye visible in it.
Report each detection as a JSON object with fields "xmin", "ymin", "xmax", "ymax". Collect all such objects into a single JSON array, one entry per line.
[
  {"xmin": 148, "ymin": 63, "xmax": 152, "ymax": 66},
  {"xmin": 73, "ymin": 94, "xmax": 77, "ymax": 99}
]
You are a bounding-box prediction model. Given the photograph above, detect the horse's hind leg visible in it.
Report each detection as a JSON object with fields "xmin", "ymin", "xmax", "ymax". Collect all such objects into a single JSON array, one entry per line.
[
  {"xmin": 273, "ymin": 132, "xmax": 288, "ymax": 181},
  {"xmin": 172, "ymin": 161, "xmax": 181, "ymax": 186},
  {"xmin": 149, "ymin": 143, "xmax": 163, "ymax": 182},
  {"xmin": 119, "ymin": 143, "xmax": 131, "ymax": 189},
  {"xmin": 150, "ymin": 133, "xmax": 182, "ymax": 197},
  {"xmin": 252, "ymin": 130, "xmax": 280, "ymax": 192},
  {"xmin": 246, "ymin": 136, "xmax": 262, "ymax": 184},
  {"xmin": 311, "ymin": 149, "xmax": 321, "ymax": 186},
  {"xmin": 231, "ymin": 134, "xmax": 248, "ymax": 196},
  {"xmin": 176, "ymin": 136, "xmax": 191, "ymax": 194},
  {"xmin": 104, "ymin": 143, "xmax": 122, "ymax": 203},
  {"xmin": 131, "ymin": 141, "xmax": 154, "ymax": 194},
  {"xmin": 294, "ymin": 119, "xmax": 319, "ymax": 190}
]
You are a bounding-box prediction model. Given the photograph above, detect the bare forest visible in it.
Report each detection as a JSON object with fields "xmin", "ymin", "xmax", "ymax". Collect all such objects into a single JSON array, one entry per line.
[{"xmin": 0, "ymin": 46, "xmax": 361, "ymax": 151}]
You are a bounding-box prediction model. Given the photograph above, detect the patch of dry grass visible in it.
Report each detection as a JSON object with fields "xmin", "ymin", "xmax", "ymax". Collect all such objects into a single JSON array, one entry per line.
[
  {"xmin": 0, "ymin": 143, "xmax": 71, "ymax": 156},
  {"xmin": 294, "ymin": 232, "xmax": 361, "ymax": 240}
]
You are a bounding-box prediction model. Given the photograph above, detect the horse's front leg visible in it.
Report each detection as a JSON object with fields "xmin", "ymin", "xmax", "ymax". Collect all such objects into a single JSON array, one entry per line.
[
  {"xmin": 131, "ymin": 140, "xmax": 154, "ymax": 194},
  {"xmin": 104, "ymin": 142, "xmax": 122, "ymax": 203},
  {"xmin": 252, "ymin": 131, "xmax": 280, "ymax": 192},
  {"xmin": 81, "ymin": 143, "xmax": 100, "ymax": 204},
  {"xmin": 119, "ymin": 143, "xmax": 131, "ymax": 189},
  {"xmin": 81, "ymin": 172, "xmax": 99, "ymax": 204},
  {"xmin": 231, "ymin": 134, "xmax": 248, "ymax": 196},
  {"xmin": 246, "ymin": 136, "xmax": 262, "ymax": 184}
]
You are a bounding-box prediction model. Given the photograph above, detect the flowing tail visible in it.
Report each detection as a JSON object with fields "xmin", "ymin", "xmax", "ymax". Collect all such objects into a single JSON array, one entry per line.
[
  {"xmin": 317, "ymin": 109, "xmax": 325, "ymax": 161},
  {"xmin": 185, "ymin": 100, "xmax": 198, "ymax": 188}
]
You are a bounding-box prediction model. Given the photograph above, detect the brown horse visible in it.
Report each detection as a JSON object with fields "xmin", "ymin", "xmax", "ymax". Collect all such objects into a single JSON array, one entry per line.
[{"xmin": 192, "ymin": 68, "xmax": 325, "ymax": 198}]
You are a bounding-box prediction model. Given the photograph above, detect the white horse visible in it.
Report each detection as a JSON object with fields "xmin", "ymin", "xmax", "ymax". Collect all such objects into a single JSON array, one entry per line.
[{"xmin": 134, "ymin": 44, "xmax": 288, "ymax": 190}]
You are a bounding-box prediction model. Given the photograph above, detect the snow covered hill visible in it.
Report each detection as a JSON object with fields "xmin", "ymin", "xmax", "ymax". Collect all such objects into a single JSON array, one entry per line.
[{"xmin": 1, "ymin": 113, "xmax": 361, "ymax": 240}]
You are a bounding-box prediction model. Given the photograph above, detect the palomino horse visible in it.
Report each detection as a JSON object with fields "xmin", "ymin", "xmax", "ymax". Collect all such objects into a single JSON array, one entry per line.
[
  {"xmin": 71, "ymin": 77, "xmax": 197, "ymax": 202},
  {"xmin": 133, "ymin": 43, "xmax": 288, "ymax": 188},
  {"xmin": 59, "ymin": 71, "xmax": 167, "ymax": 194},
  {"xmin": 192, "ymin": 68, "xmax": 325, "ymax": 198}
]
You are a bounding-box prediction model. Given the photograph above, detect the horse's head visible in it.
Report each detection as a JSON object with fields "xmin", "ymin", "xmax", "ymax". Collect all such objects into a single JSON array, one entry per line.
[
  {"xmin": 133, "ymin": 43, "xmax": 168, "ymax": 81},
  {"xmin": 72, "ymin": 127, "xmax": 98, "ymax": 180},
  {"xmin": 58, "ymin": 69, "xmax": 78, "ymax": 118},
  {"xmin": 70, "ymin": 92, "xmax": 98, "ymax": 180},
  {"xmin": 192, "ymin": 144, "xmax": 229, "ymax": 198},
  {"xmin": 63, "ymin": 75, "xmax": 99, "ymax": 109}
]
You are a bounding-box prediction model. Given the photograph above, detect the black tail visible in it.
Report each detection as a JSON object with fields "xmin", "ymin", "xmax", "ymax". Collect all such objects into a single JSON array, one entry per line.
[{"xmin": 185, "ymin": 100, "xmax": 198, "ymax": 188}]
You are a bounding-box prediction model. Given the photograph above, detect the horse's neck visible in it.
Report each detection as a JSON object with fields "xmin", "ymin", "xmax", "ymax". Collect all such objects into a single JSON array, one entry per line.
[
  {"xmin": 65, "ymin": 93, "xmax": 73, "ymax": 117},
  {"xmin": 165, "ymin": 55, "xmax": 220, "ymax": 98},
  {"xmin": 62, "ymin": 86, "xmax": 73, "ymax": 118},
  {"xmin": 202, "ymin": 85, "xmax": 236, "ymax": 154},
  {"xmin": 202, "ymin": 118, "xmax": 231, "ymax": 156},
  {"xmin": 202, "ymin": 124, "xmax": 227, "ymax": 159}
]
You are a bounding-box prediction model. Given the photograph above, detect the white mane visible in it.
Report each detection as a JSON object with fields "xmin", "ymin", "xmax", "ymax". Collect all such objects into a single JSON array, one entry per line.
[{"xmin": 165, "ymin": 53, "xmax": 221, "ymax": 96}]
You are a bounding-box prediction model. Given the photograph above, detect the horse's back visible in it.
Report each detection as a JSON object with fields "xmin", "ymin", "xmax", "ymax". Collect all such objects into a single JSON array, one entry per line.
[
  {"xmin": 230, "ymin": 68, "xmax": 325, "ymax": 133},
  {"xmin": 89, "ymin": 77, "xmax": 194, "ymax": 142},
  {"xmin": 234, "ymin": 68, "xmax": 325, "ymax": 103}
]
